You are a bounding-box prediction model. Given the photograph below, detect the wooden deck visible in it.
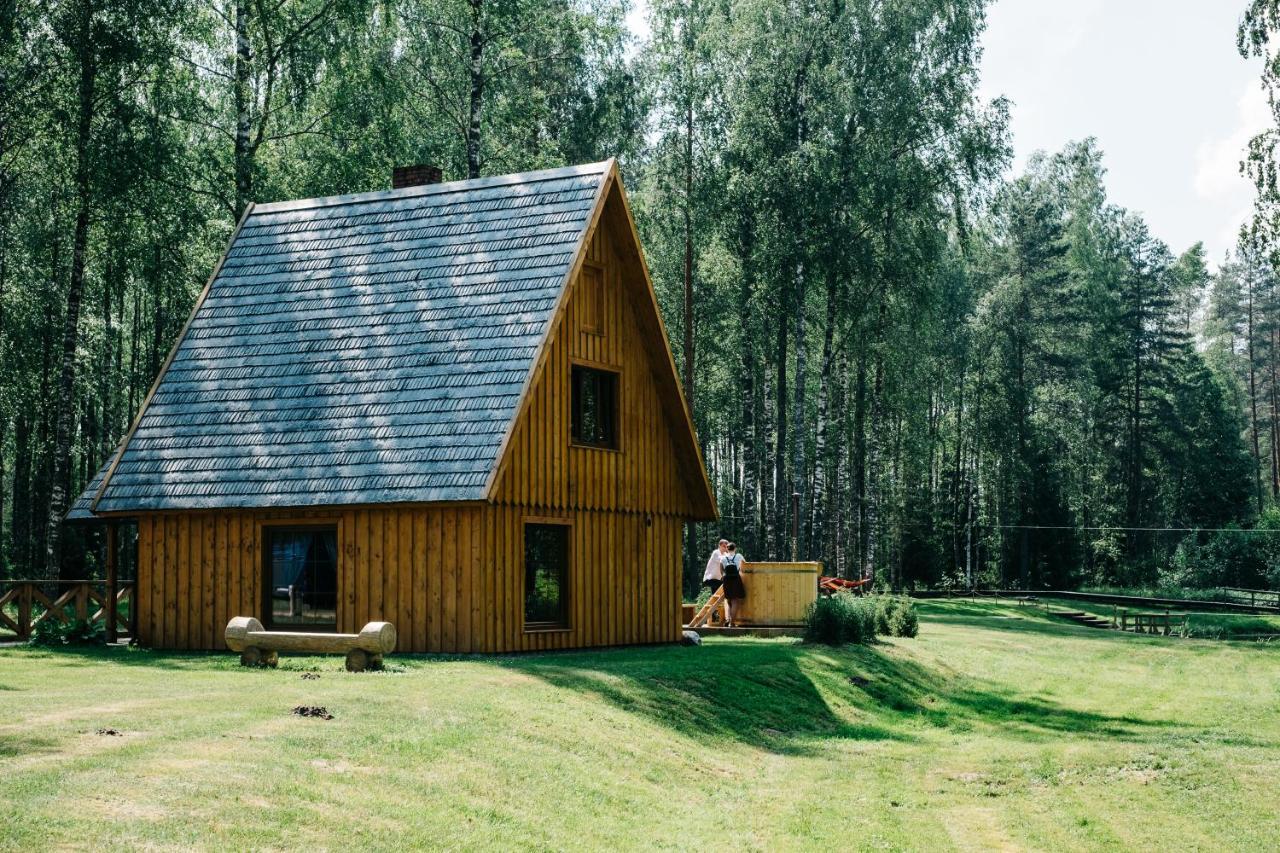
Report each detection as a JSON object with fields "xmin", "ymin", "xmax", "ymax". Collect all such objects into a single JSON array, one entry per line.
[{"xmin": 686, "ymin": 625, "xmax": 803, "ymax": 638}]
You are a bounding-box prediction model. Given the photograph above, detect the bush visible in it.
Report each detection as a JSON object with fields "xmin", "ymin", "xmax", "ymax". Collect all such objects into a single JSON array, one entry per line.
[
  {"xmin": 804, "ymin": 594, "xmax": 920, "ymax": 645},
  {"xmin": 29, "ymin": 618, "xmax": 105, "ymax": 648},
  {"xmin": 804, "ymin": 593, "xmax": 873, "ymax": 645},
  {"xmin": 873, "ymin": 597, "xmax": 892, "ymax": 635},
  {"xmin": 885, "ymin": 598, "xmax": 919, "ymax": 638}
]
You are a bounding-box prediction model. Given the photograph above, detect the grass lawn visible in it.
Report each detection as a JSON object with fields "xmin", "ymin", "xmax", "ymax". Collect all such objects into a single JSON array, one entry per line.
[{"xmin": 3, "ymin": 599, "xmax": 1280, "ymax": 851}]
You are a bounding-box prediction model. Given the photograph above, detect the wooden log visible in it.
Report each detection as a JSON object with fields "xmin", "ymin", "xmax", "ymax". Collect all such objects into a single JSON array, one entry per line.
[{"xmin": 224, "ymin": 616, "xmax": 397, "ymax": 657}]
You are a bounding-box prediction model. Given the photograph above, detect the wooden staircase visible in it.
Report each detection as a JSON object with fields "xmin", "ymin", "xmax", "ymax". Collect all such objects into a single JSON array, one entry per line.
[
  {"xmin": 686, "ymin": 587, "xmax": 726, "ymax": 629},
  {"xmin": 1053, "ymin": 610, "xmax": 1113, "ymax": 630}
]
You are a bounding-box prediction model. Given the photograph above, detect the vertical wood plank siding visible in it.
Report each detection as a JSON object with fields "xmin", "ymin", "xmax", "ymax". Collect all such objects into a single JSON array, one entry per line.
[
  {"xmin": 490, "ymin": 223, "xmax": 695, "ymax": 518},
  {"xmin": 132, "ymin": 211, "xmax": 690, "ymax": 652},
  {"xmin": 133, "ymin": 506, "xmax": 681, "ymax": 652}
]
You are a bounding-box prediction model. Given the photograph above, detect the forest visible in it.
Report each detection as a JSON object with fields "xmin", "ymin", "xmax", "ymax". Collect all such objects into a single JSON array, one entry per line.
[{"xmin": 6, "ymin": 0, "xmax": 1280, "ymax": 593}]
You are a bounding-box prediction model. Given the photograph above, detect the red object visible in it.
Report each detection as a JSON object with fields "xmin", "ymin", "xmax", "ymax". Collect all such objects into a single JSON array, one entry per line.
[{"xmin": 820, "ymin": 576, "xmax": 870, "ymax": 594}]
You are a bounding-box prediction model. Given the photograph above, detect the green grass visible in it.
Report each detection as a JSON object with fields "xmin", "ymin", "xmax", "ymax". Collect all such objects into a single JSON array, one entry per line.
[{"xmin": 3, "ymin": 600, "xmax": 1280, "ymax": 850}]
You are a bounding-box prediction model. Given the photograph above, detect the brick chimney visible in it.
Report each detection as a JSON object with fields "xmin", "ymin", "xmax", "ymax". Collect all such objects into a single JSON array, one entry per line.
[{"xmin": 392, "ymin": 164, "xmax": 443, "ymax": 189}]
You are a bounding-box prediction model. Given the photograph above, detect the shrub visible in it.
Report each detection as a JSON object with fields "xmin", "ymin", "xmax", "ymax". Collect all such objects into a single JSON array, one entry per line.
[
  {"xmin": 804, "ymin": 593, "xmax": 877, "ymax": 645},
  {"xmin": 873, "ymin": 597, "xmax": 893, "ymax": 635},
  {"xmin": 885, "ymin": 597, "xmax": 919, "ymax": 638},
  {"xmin": 804, "ymin": 594, "xmax": 921, "ymax": 645},
  {"xmin": 29, "ymin": 618, "xmax": 105, "ymax": 648}
]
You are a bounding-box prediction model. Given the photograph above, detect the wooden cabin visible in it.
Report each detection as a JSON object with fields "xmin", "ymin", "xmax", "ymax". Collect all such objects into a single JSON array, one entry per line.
[{"xmin": 71, "ymin": 160, "xmax": 717, "ymax": 652}]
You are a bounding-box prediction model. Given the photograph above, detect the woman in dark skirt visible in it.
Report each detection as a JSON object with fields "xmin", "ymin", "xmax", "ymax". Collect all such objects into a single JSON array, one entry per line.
[{"xmin": 720, "ymin": 542, "xmax": 747, "ymax": 626}]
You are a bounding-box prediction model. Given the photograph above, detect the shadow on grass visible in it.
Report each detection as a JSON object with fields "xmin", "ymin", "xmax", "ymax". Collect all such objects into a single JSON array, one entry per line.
[
  {"xmin": 512, "ymin": 642, "xmax": 906, "ymax": 756},
  {"xmin": 0, "ymin": 644, "xmax": 246, "ymax": 671},
  {"xmin": 512, "ymin": 637, "xmax": 1181, "ymax": 755},
  {"xmin": 846, "ymin": 648, "xmax": 1170, "ymax": 741}
]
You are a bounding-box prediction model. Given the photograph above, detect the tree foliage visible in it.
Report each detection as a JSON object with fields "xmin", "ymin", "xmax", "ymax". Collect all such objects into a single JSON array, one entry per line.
[{"xmin": 0, "ymin": 0, "xmax": 1267, "ymax": 594}]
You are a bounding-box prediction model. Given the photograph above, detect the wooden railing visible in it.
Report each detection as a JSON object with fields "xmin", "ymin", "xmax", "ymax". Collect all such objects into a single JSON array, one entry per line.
[
  {"xmin": 0, "ymin": 579, "xmax": 135, "ymax": 642},
  {"xmin": 1117, "ymin": 610, "xmax": 1185, "ymax": 636},
  {"xmin": 1220, "ymin": 587, "xmax": 1280, "ymax": 609}
]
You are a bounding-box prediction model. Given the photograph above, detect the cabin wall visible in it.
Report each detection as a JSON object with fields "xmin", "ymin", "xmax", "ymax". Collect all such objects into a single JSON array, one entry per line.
[
  {"xmin": 134, "ymin": 504, "xmax": 681, "ymax": 652},
  {"xmin": 135, "ymin": 506, "xmax": 483, "ymax": 652},
  {"xmin": 485, "ymin": 506, "xmax": 683, "ymax": 651},
  {"xmin": 490, "ymin": 223, "xmax": 696, "ymax": 517}
]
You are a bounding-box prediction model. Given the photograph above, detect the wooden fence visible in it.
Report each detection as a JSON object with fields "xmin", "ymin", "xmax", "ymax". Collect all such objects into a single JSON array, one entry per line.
[
  {"xmin": 1117, "ymin": 610, "xmax": 1185, "ymax": 635},
  {"xmin": 1220, "ymin": 587, "xmax": 1280, "ymax": 609},
  {"xmin": 0, "ymin": 579, "xmax": 136, "ymax": 642}
]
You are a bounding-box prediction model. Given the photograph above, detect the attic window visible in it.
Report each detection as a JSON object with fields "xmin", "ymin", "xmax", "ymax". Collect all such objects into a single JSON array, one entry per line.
[
  {"xmin": 580, "ymin": 264, "xmax": 604, "ymax": 334},
  {"xmin": 571, "ymin": 365, "xmax": 618, "ymax": 449}
]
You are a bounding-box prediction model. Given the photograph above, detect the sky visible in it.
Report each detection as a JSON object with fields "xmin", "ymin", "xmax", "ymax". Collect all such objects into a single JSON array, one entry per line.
[
  {"xmin": 625, "ymin": 0, "xmax": 1271, "ymax": 264},
  {"xmin": 977, "ymin": 0, "xmax": 1267, "ymax": 263}
]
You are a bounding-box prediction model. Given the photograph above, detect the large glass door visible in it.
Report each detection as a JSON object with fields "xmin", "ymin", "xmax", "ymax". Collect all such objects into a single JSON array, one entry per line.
[{"xmin": 264, "ymin": 526, "xmax": 338, "ymax": 630}]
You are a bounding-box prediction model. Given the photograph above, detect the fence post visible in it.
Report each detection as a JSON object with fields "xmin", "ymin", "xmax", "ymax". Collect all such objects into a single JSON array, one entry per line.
[
  {"xmin": 106, "ymin": 522, "xmax": 118, "ymax": 643},
  {"xmin": 18, "ymin": 583, "xmax": 32, "ymax": 638}
]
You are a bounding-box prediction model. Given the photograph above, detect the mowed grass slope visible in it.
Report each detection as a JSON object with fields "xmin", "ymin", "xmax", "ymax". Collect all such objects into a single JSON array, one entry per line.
[{"xmin": 2, "ymin": 600, "xmax": 1279, "ymax": 851}]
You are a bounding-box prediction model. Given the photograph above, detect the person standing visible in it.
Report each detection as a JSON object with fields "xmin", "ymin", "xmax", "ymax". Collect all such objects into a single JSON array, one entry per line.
[
  {"xmin": 703, "ymin": 539, "xmax": 729, "ymax": 624},
  {"xmin": 703, "ymin": 539, "xmax": 728, "ymax": 592},
  {"xmin": 720, "ymin": 542, "xmax": 747, "ymax": 626}
]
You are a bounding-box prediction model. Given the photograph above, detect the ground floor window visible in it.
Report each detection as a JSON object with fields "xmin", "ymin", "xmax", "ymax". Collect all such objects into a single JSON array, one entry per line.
[
  {"xmin": 264, "ymin": 526, "xmax": 338, "ymax": 630},
  {"xmin": 524, "ymin": 523, "xmax": 570, "ymax": 628}
]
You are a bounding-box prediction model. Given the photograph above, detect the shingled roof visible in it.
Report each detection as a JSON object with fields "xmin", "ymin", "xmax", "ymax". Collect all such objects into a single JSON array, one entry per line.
[
  {"xmin": 66, "ymin": 449, "xmax": 119, "ymax": 522},
  {"xmin": 87, "ymin": 161, "xmax": 615, "ymax": 513}
]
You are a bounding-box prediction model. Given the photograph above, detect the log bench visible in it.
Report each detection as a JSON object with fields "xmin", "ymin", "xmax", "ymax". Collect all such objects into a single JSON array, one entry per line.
[{"xmin": 224, "ymin": 617, "xmax": 396, "ymax": 672}]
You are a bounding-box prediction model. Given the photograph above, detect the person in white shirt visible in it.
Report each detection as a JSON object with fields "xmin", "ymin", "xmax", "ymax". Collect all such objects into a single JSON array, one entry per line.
[
  {"xmin": 703, "ymin": 539, "xmax": 728, "ymax": 590},
  {"xmin": 703, "ymin": 539, "xmax": 729, "ymax": 624}
]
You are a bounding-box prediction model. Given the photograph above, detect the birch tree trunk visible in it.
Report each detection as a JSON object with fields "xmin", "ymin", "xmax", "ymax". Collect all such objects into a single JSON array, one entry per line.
[
  {"xmin": 1270, "ymin": 323, "xmax": 1279, "ymax": 498},
  {"xmin": 808, "ymin": 270, "xmax": 837, "ymax": 562},
  {"xmin": 789, "ymin": 258, "xmax": 807, "ymax": 560},
  {"xmin": 739, "ymin": 241, "xmax": 758, "ymax": 553},
  {"xmin": 762, "ymin": 358, "xmax": 776, "ymax": 553},
  {"xmin": 852, "ymin": 348, "xmax": 866, "ymax": 576},
  {"xmin": 1249, "ymin": 282, "xmax": 1264, "ymax": 511},
  {"xmin": 773, "ymin": 317, "xmax": 787, "ymax": 557},
  {"xmin": 466, "ymin": 0, "xmax": 485, "ymax": 179},
  {"xmin": 234, "ymin": 0, "xmax": 253, "ymax": 216},
  {"xmin": 682, "ymin": 94, "xmax": 694, "ymax": 406},
  {"xmin": 865, "ymin": 352, "xmax": 883, "ymax": 584}
]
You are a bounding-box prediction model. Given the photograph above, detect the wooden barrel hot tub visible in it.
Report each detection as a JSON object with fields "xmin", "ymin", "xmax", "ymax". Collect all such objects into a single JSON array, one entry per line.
[{"xmin": 732, "ymin": 561, "xmax": 821, "ymax": 626}]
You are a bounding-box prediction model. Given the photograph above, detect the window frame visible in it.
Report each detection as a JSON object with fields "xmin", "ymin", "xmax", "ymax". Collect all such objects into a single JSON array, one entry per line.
[
  {"xmin": 260, "ymin": 521, "xmax": 341, "ymax": 633},
  {"xmin": 569, "ymin": 361, "xmax": 621, "ymax": 452},
  {"xmin": 522, "ymin": 517, "xmax": 573, "ymax": 633}
]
